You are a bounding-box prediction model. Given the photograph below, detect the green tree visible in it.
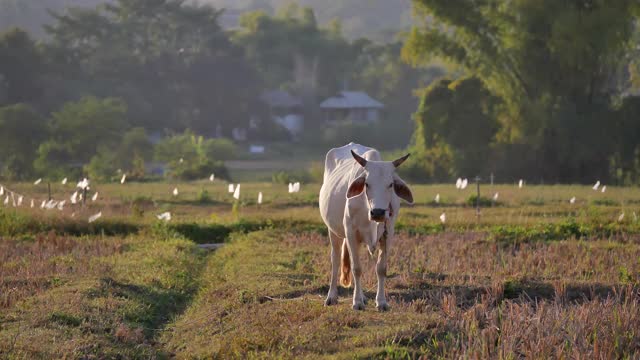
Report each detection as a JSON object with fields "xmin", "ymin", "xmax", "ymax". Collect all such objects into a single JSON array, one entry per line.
[
  {"xmin": 234, "ymin": 7, "xmax": 355, "ymax": 97},
  {"xmin": 44, "ymin": 0, "xmax": 259, "ymax": 134},
  {"xmin": 86, "ymin": 127, "xmax": 153, "ymax": 181},
  {"xmin": 352, "ymin": 40, "xmax": 445, "ymax": 148},
  {"xmin": 0, "ymin": 28, "xmax": 44, "ymax": 105},
  {"xmin": 404, "ymin": 0, "xmax": 640, "ymax": 182},
  {"xmin": 34, "ymin": 96, "xmax": 128, "ymax": 178},
  {"xmin": 154, "ymin": 130, "xmax": 232, "ymax": 180},
  {"xmin": 410, "ymin": 77, "xmax": 499, "ymax": 178},
  {"xmin": 0, "ymin": 104, "xmax": 47, "ymax": 179}
]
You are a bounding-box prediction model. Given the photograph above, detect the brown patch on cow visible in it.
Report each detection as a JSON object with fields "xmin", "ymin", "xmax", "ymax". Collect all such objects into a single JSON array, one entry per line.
[
  {"xmin": 340, "ymin": 241, "xmax": 352, "ymax": 287},
  {"xmin": 393, "ymin": 179, "xmax": 414, "ymax": 204},
  {"xmin": 346, "ymin": 177, "xmax": 365, "ymax": 199}
]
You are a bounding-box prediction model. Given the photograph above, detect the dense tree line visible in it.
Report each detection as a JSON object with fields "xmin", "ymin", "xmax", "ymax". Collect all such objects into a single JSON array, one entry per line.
[
  {"xmin": 0, "ymin": 0, "xmax": 413, "ymax": 41},
  {"xmin": 0, "ymin": 0, "xmax": 435, "ymax": 181},
  {"xmin": 5, "ymin": 0, "xmax": 637, "ymax": 184},
  {"xmin": 402, "ymin": 0, "xmax": 640, "ymax": 184}
]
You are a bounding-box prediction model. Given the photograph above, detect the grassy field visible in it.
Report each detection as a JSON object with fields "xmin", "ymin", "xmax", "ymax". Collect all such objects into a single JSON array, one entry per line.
[{"xmin": 1, "ymin": 180, "xmax": 639, "ymax": 358}]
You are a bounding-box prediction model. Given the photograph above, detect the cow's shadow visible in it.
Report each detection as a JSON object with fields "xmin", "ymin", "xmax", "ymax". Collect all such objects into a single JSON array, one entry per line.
[{"xmin": 280, "ymin": 276, "xmax": 637, "ymax": 309}]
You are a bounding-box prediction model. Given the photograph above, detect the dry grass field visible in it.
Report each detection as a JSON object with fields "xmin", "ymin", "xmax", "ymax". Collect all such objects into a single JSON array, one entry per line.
[{"xmin": 1, "ymin": 181, "xmax": 639, "ymax": 358}]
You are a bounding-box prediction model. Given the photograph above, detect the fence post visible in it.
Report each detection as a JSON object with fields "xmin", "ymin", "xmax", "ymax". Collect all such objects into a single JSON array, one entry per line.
[
  {"xmin": 475, "ymin": 176, "xmax": 481, "ymax": 218},
  {"xmin": 47, "ymin": 182, "xmax": 51, "ymax": 201}
]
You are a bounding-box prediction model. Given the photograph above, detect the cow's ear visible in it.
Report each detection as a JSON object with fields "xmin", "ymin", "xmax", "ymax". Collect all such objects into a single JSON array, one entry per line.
[
  {"xmin": 346, "ymin": 177, "xmax": 366, "ymax": 198},
  {"xmin": 393, "ymin": 176, "xmax": 413, "ymax": 204}
]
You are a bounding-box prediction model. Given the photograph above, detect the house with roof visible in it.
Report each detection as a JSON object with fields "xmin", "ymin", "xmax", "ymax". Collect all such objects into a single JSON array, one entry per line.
[{"xmin": 319, "ymin": 91, "xmax": 384, "ymax": 124}]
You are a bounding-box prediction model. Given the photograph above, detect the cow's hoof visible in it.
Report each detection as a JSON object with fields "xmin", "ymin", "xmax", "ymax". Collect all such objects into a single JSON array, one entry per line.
[
  {"xmin": 376, "ymin": 303, "xmax": 390, "ymax": 312},
  {"xmin": 324, "ymin": 297, "xmax": 338, "ymax": 306},
  {"xmin": 352, "ymin": 302, "xmax": 365, "ymax": 311}
]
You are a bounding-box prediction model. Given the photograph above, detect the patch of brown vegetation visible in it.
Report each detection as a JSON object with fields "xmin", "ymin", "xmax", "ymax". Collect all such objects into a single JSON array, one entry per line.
[{"xmin": 0, "ymin": 232, "xmax": 125, "ymax": 308}]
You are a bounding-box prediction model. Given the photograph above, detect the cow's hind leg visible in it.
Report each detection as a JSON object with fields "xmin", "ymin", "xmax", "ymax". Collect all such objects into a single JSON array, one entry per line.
[
  {"xmin": 324, "ymin": 230, "xmax": 341, "ymax": 306},
  {"xmin": 347, "ymin": 227, "xmax": 365, "ymax": 310}
]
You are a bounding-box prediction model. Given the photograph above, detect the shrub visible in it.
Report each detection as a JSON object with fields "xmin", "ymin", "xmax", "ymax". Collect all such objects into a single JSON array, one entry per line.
[
  {"xmin": 466, "ymin": 195, "xmax": 497, "ymax": 207},
  {"xmin": 86, "ymin": 148, "xmax": 118, "ymax": 181},
  {"xmin": 155, "ymin": 130, "xmax": 233, "ymax": 181},
  {"xmin": 197, "ymin": 189, "xmax": 212, "ymax": 203},
  {"xmin": 169, "ymin": 159, "xmax": 229, "ymax": 181}
]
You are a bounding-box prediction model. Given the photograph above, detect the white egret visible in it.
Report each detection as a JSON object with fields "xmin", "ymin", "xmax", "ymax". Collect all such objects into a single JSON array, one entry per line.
[
  {"xmin": 88, "ymin": 212, "xmax": 102, "ymax": 223},
  {"xmin": 120, "ymin": 174, "xmax": 126, "ymax": 184},
  {"xmin": 92, "ymin": 192, "xmax": 98, "ymax": 201},
  {"xmin": 258, "ymin": 191, "xmax": 263, "ymax": 204},
  {"xmin": 570, "ymin": 197, "xmax": 576, "ymax": 204},
  {"xmin": 461, "ymin": 178, "xmax": 468, "ymax": 189},
  {"xmin": 157, "ymin": 212, "xmax": 171, "ymax": 221},
  {"xmin": 233, "ymin": 184, "xmax": 240, "ymax": 200},
  {"xmin": 77, "ymin": 178, "xmax": 90, "ymax": 190},
  {"xmin": 34, "ymin": 178, "xmax": 42, "ymax": 185},
  {"xmin": 601, "ymin": 185, "xmax": 606, "ymax": 193},
  {"xmin": 455, "ymin": 178, "xmax": 462, "ymax": 189},
  {"xmin": 439, "ymin": 213, "xmax": 446, "ymax": 224},
  {"xmin": 45, "ymin": 200, "xmax": 57, "ymax": 209},
  {"xmin": 434, "ymin": 194, "xmax": 440, "ymax": 203},
  {"xmin": 173, "ymin": 187, "xmax": 179, "ymax": 196},
  {"xmin": 518, "ymin": 179, "xmax": 524, "ymax": 188},
  {"xmin": 228, "ymin": 184, "xmax": 235, "ymax": 193},
  {"xmin": 62, "ymin": 178, "xmax": 67, "ymax": 185},
  {"xmin": 593, "ymin": 181, "xmax": 600, "ymax": 190}
]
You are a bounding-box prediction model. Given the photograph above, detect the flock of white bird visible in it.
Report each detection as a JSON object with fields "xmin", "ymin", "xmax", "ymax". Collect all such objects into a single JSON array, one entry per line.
[
  {"xmin": 435, "ymin": 178, "xmax": 619, "ymax": 225},
  {"xmin": 0, "ymin": 175, "xmax": 627, "ymax": 226},
  {"xmin": 0, "ymin": 177, "xmax": 103, "ymax": 223},
  {"xmin": 0, "ymin": 172, "xmax": 302, "ymax": 224}
]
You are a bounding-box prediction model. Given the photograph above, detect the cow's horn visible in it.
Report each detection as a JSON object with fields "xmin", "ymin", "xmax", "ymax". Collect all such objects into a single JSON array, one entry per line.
[
  {"xmin": 351, "ymin": 150, "xmax": 367, "ymax": 167},
  {"xmin": 392, "ymin": 153, "xmax": 410, "ymax": 168}
]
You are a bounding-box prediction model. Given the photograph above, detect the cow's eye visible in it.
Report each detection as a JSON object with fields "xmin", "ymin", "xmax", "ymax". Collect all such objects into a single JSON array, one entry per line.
[
  {"xmin": 365, "ymin": 183, "xmax": 369, "ymax": 188},
  {"xmin": 388, "ymin": 183, "xmax": 393, "ymax": 188}
]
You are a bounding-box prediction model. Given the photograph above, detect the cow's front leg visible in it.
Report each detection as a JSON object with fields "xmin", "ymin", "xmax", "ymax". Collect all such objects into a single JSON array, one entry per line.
[
  {"xmin": 346, "ymin": 227, "xmax": 365, "ymax": 310},
  {"xmin": 376, "ymin": 234, "xmax": 390, "ymax": 311},
  {"xmin": 324, "ymin": 231, "xmax": 341, "ymax": 306}
]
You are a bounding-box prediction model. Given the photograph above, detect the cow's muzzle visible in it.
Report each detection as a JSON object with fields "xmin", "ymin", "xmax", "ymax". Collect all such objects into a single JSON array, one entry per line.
[{"xmin": 370, "ymin": 208, "xmax": 386, "ymax": 222}]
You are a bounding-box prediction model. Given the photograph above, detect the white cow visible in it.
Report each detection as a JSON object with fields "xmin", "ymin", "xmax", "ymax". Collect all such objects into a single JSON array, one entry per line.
[{"xmin": 319, "ymin": 143, "xmax": 413, "ymax": 311}]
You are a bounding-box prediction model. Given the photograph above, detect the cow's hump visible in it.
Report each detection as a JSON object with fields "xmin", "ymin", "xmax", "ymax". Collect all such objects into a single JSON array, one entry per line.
[{"xmin": 323, "ymin": 142, "xmax": 376, "ymax": 180}]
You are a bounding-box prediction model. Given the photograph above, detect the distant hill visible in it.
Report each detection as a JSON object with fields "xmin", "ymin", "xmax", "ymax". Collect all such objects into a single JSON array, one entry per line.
[
  {"xmin": 0, "ymin": 0, "xmax": 104, "ymax": 37},
  {"xmin": 0, "ymin": 0, "xmax": 413, "ymax": 41}
]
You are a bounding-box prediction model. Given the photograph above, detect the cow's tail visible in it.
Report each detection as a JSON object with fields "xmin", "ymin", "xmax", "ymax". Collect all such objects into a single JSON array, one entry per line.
[{"xmin": 340, "ymin": 239, "xmax": 352, "ymax": 287}]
